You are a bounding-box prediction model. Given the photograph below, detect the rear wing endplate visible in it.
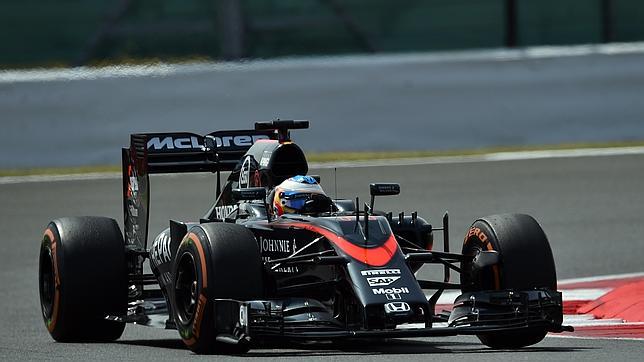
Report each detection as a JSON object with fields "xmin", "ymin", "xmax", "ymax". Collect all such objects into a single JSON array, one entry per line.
[{"xmin": 121, "ymin": 129, "xmax": 275, "ymax": 250}]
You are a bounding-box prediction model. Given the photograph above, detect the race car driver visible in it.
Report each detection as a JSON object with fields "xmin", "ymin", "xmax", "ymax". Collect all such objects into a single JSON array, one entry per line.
[{"xmin": 271, "ymin": 175, "xmax": 336, "ymax": 216}]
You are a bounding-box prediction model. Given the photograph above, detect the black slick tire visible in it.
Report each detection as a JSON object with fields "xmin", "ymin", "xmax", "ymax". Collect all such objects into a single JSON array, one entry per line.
[
  {"xmin": 171, "ymin": 223, "xmax": 263, "ymax": 354},
  {"xmin": 460, "ymin": 213, "xmax": 556, "ymax": 349},
  {"xmin": 39, "ymin": 217, "xmax": 127, "ymax": 342}
]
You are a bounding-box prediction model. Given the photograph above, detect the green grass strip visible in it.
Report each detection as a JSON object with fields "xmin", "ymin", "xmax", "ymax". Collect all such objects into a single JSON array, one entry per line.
[{"xmin": 2, "ymin": 140, "xmax": 643, "ymax": 177}]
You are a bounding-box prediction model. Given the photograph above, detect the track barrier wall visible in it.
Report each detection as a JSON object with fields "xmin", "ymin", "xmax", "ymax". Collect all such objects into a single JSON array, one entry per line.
[{"xmin": 1, "ymin": 0, "xmax": 644, "ymax": 68}]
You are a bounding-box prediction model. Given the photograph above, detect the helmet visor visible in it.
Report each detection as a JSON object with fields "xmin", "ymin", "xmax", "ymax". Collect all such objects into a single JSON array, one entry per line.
[{"xmin": 281, "ymin": 191, "xmax": 309, "ymax": 211}]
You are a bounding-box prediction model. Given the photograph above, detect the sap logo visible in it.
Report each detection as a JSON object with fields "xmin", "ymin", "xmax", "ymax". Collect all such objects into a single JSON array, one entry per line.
[
  {"xmin": 361, "ymin": 269, "xmax": 401, "ymax": 276},
  {"xmin": 150, "ymin": 233, "xmax": 172, "ymax": 266},
  {"xmin": 384, "ymin": 302, "xmax": 410, "ymax": 313},
  {"xmin": 366, "ymin": 276, "xmax": 400, "ymax": 287},
  {"xmin": 147, "ymin": 136, "xmax": 202, "ymax": 150},
  {"xmin": 372, "ymin": 287, "xmax": 409, "ymax": 295}
]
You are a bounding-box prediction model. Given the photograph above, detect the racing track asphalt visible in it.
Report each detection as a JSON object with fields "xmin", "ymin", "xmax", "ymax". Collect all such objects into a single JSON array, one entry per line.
[
  {"xmin": 2, "ymin": 47, "xmax": 644, "ymax": 168},
  {"xmin": 1, "ymin": 153, "xmax": 643, "ymax": 360}
]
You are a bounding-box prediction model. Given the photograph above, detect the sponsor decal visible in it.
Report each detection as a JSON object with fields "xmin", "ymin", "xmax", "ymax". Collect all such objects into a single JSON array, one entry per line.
[
  {"xmin": 262, "ymin": 256, "xmax": 299, "ymax": 273},
  {"xmin": 386, "ymin": 293, "xmax": 402, "ymax": 300},
  {"xmin": 150, "ymin": 233, "xmax": 172, "ymax": 265},
  {"xmin": 467, "ymin": 227, "xmax": 489, "ymax": 243},
  {"xmin": 127, "ymin": 165, "xmax": 139, "ymax": 198},
  {"xmin": 361, "ymin": 269, "xmax": 401, "ymax": 276},
  {"xmin": 147, "ymin": 134, "xmax": 270, "ymax": 151},
  {"xmin": 373, "ymin": 287, "xmax": 410, "ymax": 295},
  {"xmin": 239, "ymin": 305, "xmax": 248, "ymax": 328},
  {"xmin": 259, "ymin": 150, "xmax": 272, "ymax": 167},
  {"xmin": 261, "ymin": 235, "xmax": 299, "ymax": 273},
  {"xmin": 259, "ymin": 236, "xmax": 292, "ymax": 253},
  {"xmin": 124, "ymin": 163, "xmax": 146, "ymax": 247},
  {"xmin": 214, "ymin": 205, "xmax": 236, "ymax": 219},
  {"xmin": 147, "ymin": 136, "xmax": 202, "ymax": 150},
  {"xmin": 384, "ymin": 302, "xmax": 411, "ymax": 313},
  {"xmin": 239, "ymin": 156, "xmax": 251, "ymax": 188},
  {"xmin": 366, "ymin": 276, "xmax": 400, "ymax": 287}
]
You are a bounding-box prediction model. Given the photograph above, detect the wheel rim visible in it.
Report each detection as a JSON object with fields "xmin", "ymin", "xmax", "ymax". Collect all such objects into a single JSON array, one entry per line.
[
  {"xmin": 461, "ymin": 244, "xmax": 493, "ymax": 292},
  {"xmin": 39, "ymin": 246, "xmax": 55, "ymax": 319},
  {"xmin": 175, "ymin": 252, "xmax": 199, "ymax": 324}
]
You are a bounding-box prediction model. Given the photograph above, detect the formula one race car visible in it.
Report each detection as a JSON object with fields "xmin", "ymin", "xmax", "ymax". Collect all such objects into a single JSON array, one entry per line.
[{"xmin": 38, "ymin": 121, "xmax": 571, "ymax": 353}]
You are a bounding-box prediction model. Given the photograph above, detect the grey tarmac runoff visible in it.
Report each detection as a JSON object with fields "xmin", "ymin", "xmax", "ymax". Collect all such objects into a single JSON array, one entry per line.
[{"xmin": 1, "ymin": 150, "xmax": 643, "ymax": 360}]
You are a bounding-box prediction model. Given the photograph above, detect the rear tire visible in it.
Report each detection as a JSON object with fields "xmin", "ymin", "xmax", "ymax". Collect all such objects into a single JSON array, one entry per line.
[
  {"xmin": 171, "ymin": 223, "xmax": 263, "ymax": 354},
  {"xmin": 39, "ymin": 217, "xmax": 127, "ymax": 342},
  {"xmin": 460, "ymin": 214, "xmax": 556, "ymax": 349}
]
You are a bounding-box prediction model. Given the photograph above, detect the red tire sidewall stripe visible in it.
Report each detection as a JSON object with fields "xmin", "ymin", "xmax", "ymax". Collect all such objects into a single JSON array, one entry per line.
[
  {"xmin": 44, "ymin": 228, "xmax": 61, "ymax": 333},
  {"xmin": 182, "ymin": 232, "xmax": 208, "ymax": 346}
]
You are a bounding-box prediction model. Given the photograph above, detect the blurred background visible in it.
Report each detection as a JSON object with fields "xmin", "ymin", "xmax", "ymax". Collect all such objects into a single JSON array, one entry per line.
[
  {"xmin": 2, "ymin": 0, "xmax": 643, "ymax": 68},
  {"xmin": 1, "ymin": 0, "xmax": 644, "ymax": 169}
]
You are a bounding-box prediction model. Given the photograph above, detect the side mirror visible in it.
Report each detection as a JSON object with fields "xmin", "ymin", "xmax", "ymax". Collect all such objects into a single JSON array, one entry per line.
[
  {"xmin": 368, "ymin": 183, "xmax": 400, "ymax": 214},
  {"xmin": 370, "ymin": 183, "xmax": 400, "ymax": 196},
  {"xmin": 232, "ymin": 187, "xmax": 266, "ymax": 201}
]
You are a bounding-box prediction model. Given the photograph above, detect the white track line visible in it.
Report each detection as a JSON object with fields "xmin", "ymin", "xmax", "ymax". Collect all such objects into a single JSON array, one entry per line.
[
  {"xmin": 558, "ymin": 272, "xmax": 644, "ymax": 286},
  {"xmin": 309, "ymin": 146, "xmax": 644, "ymax": 169},
  {"xmin": 0, "ymin": 172, "xmax": 120, "ymax": 185},
  {"xmin": 2, "ymin": 42, "xmax": 644, "ymax": 84},
  {"xmin": 3, "ymin": 146, "xmax": 644, "ymax": 185},
  {"xmin": 549, "ymin": 335, "xmax": 644, "ymax": 342}
]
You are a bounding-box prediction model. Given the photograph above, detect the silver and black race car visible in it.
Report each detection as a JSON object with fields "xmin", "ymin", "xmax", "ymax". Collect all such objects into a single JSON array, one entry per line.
[{"xmin": 38, "ymin": 120, "xmax": 572, "ymax": 354}]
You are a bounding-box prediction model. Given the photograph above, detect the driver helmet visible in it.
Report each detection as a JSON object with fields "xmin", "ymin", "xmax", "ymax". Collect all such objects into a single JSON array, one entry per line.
[{"xmin": 273, "ymin": 175, "xmax": 334, "ymax": 216}]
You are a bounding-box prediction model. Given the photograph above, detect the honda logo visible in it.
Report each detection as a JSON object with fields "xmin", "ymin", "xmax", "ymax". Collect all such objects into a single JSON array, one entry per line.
[{"xmin": 384, "ymin": 302, "xmax": 411, "ymax": 313}]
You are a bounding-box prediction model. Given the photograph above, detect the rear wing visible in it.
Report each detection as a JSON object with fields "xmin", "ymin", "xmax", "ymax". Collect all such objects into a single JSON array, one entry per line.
[
  {"xmin": 126, "ymin": 129, "xmax": 276, "ymax": 174},
  {"xmin": 121, "ymin": 121, "xmax": 309, "ymax": 256},
  {"xmin": 121, "ymin": 129, "xmax": 276, "ymax": 250}
]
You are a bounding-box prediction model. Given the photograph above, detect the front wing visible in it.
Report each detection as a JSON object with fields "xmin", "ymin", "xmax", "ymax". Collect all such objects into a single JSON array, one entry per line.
[{"xmin": 209, "ymin": 288, "xmax": 572, "ymax": 346}]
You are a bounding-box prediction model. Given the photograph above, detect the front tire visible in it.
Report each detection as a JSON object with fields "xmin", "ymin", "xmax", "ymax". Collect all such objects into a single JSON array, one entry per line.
[
  {"xmin": 39, "ymin": 217, "xmax": 127, "ymax": 342},
  {"xmin": 460, "ymin": 214, "xmax": 556, "ymax": 349},
  {"xmin": 171, "ymin": 223, "xmax": 263, "ymax": 354}
]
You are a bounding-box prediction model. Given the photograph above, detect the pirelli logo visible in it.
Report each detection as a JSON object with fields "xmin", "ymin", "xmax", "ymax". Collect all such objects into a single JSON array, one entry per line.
[{"xmin": 360, "ymin": 269, "xmax": 401, "ymax": 276}]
